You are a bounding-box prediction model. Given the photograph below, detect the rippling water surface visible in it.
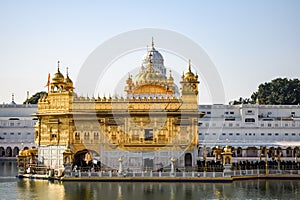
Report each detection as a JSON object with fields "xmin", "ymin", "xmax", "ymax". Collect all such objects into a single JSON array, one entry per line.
[{"xmin": 1, "ymin": 161, "xmax": 300, "ymax": 200}]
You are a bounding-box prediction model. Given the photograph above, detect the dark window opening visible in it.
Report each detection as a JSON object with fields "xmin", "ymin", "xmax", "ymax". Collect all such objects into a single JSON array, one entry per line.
[
  {"xmin": 145, "ymin": 129, "xmax": 153, "ymax": 141},
  {"xmin": 245, "ymin": 118, "xmax": 255, "ymax": 122},
  {"xmin": 51, "ymin": 134, "xmax": 57, "ymax": 140}
]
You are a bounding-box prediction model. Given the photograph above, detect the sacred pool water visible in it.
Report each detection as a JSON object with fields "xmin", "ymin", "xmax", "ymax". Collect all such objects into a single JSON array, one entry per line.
[{"xmin": 1, "ymin": 161, "xmax": 300, "ymax": 199}]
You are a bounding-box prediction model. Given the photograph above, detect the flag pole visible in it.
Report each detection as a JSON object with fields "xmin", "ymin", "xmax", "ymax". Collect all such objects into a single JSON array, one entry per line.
[{"xmin": 46, "ymin": 73, "xmax": 50, "ymax": 92}]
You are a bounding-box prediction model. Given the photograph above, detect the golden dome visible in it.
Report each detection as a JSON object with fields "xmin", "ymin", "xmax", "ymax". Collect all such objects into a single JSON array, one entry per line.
[
  {"xmin": 65, "ymin": 76, "xmax": 72, "ymax": 84},
  {"xmin": 184, "ymin": 60, "xmax": 195, "ymax": 79},
  {"xmin": 185, "ymin": 71, "xmax": 195, "ymax": 79},
  {"xmin": 125, "ymin": 42, "xmax": 178, "ymax": 96},
  {"xmin": 64, "ymin": 67, "xmax": 73, "ymax": 86},
  {"xmin": 52, "ymin": 61, "xmax": 64, "ymax": 83},
  {"xmin": 135, "ymin": 60, "xmax": 167, "ymax": 86}
]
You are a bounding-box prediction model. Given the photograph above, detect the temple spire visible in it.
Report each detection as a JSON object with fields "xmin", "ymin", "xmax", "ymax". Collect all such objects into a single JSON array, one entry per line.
[
  {"xmin": 66, "ymin": 67, "xmax": 69, "ymax": 77},
  {"xmin": 188, "ymin": 59, "xmax": 191, "ymax": 72},
  {"xmin": 57, "ymin": 61, "xmax": 60, "ymax": 72},
  {"xmin": 11, "ymin": 93, "xmax": 16, "ymax": 105},
  {"xmin": 151, "ymin": 37, "xmax": 154, "ymax": 49}
]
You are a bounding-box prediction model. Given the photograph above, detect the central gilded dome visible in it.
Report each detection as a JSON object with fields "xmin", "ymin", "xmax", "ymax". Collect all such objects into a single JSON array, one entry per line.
[
  {"xmin": 124, "ymin": 39, "xmax": 180, "ymax": 96},
  {"xmin": 125, "ymin": 44, "xmax": 177, "ymax": 96},
  {"xmin": 135, "ymin": 61, "xmax": 167, "ymax": 86}
]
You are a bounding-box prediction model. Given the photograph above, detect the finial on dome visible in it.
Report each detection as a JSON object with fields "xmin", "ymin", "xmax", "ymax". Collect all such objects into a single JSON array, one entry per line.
[
  {"xmin": 147, "ymin": 52, "xmax": 154, "ymax": 70},
  {"xmin": 169, "ymin": 70, "xmax": 172, "ymax": 77},
  {"xmin": 57, "ymin": 61, "xmax": 60, "ymax": 72},
  {"xmin": 66, "ymin": 67, "xmax": 69, "ymax": 76},
  {"xmin": 188, "ymin": 59, "xmax": 191, "ymax": 72},
  {"xmin": 151, "ymin": 37, "xmax": 154, "ymax": 49}
]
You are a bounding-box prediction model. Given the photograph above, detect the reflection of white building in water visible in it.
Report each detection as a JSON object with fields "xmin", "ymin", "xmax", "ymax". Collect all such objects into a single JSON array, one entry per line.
[
  {"xmin": 198, "ymin": 104, "xmax": 300, "ymax": 160},
  {"xmin": 0, "ymin": 101, "xmax": 37, "ymax": 157}
]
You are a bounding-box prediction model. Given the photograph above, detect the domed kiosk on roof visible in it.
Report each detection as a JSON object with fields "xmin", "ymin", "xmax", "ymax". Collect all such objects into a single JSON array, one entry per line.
[
  {"xmin": 52, "ymin": 61, "xmax": 64, "ymax": 83},
  {"xmin": 50, "ymin": 61, "xmax": 74, "ymax": 93},
  {"xmin": 64, "ymin": 67, "xmax": 74, "ymax": 91}
]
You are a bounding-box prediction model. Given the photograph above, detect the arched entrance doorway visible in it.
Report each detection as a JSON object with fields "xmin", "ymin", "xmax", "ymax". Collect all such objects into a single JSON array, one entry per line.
[
  {"xmin": 246, "ymin": 147, "xmax": 258, "ymax": 157},
  {"xmin": 184, "ymin": 153, "xmax": 192, "ymax": 168},
  {"xmin": 6, "ymin": 147, "xmax": 12, "ymax": 157},
  {"xmin": 286, "ymin": 147, "xmax": 293, "ymax": 157},
  {"xmin": 13, "ymin": 147, "xmax": 19, "ymax": 157},
  {"xmin": 236, "ymin": 147, "xmax": 242, "ymax": 157},
  {"xmin": 0, "ymin": 147, "xmax": 4, "ymax": 157},
  {"xmin": 143, "ymin": 158, "xmax": 154, "ymax": 171},
  {"xmin": 231, "ymin": 147, "xmax": 236, "ymax": 157},
  {"xmin": 73, "ymin": 149, "xmax": 100, "ymax": 171}
]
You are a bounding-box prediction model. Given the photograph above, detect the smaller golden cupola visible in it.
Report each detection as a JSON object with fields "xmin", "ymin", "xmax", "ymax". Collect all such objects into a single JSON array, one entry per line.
[
  {"xmin": 52, "ymin": 61, "xmax": 65, "ymax": 83},
  {"xmin": 184, "ymin": 60, "xmax": 198, "ymax": 82},
  {"xmin": 124, "ymin": 73, "xmax": 134, "ymax": 94},
  {"xmin": 64, "ymin": 67, "xmax": 74, "ymax": 92},
  {"xmin": 180, "ymin": 60, "xmax": 199, "ymax": 96},
  {"xmin": 167, "ymin": 70, "xmax": 174, "ymax": 84}
]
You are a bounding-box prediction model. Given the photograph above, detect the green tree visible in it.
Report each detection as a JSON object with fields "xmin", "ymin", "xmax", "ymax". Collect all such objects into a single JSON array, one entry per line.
[
  {"xmin": 230, "ymin": 78, "xmax": 300, "ymax": 105},
  {"xmin": 229, "ymin": 97, "xmax": 254, "ymax": 105},
  {"xmin": 23, "ymin": 91, "xmax": 48, "ymax": 104}
]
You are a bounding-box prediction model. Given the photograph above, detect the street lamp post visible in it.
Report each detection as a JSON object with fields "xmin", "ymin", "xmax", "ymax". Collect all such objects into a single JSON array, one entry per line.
[
  {"xmin": 118, "ymin": 156, "xmax": 123, "ymax": 176},
  {"xmin": 203, "ymin": 145, "xmax": 207, "ymax": 172},
  {"xmin": 265, "ymin": 148, "xmax": 269, "ymax": 176},
  {"xmin": 277, "ymin": 148, "xmax": 281, "ymax": 171},
  {"xmin": 170, "ymin": 157, "xmax": 176, "ymax": 176}
]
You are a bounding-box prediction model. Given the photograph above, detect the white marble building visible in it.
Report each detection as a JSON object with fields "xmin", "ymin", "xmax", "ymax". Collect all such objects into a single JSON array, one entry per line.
[
  {"xmin": 198, "ymin": 104, "xmax": 300, "ymax": 160},
  {"xmin": 0, "ymin": 102, "xmax": 37, "ymax": 157}
]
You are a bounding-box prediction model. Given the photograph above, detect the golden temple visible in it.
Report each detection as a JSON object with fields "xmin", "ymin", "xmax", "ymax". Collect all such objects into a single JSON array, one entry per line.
[{"xmin": 20, "ymin": 41, "xmax": 200, "ymax": 172}]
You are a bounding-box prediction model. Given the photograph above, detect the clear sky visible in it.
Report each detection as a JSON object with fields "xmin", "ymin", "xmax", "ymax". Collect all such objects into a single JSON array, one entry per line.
[{"xmin": 0, "ymin": 0, "xmax": 299, "ymax": 104}]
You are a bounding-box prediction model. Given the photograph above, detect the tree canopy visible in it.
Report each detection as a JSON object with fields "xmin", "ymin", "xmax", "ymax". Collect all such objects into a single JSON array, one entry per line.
[
  {"xmin": 23, "ymin": 91, "xmax": 48, "ymax": 104},
  {"xmin": 230, "ymin": 78, "xmax": 300, "ymax": 105}
]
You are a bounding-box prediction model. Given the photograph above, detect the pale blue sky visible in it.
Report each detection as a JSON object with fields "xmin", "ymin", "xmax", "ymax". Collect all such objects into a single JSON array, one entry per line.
[{"xmin": 0, "ymin": 0, "xmax": 299, "ymax": 104}]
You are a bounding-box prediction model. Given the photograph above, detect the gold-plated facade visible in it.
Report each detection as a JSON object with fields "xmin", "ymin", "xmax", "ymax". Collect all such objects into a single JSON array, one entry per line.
[{"xmin": 34, "ymin": 44, "xmax": 200, "ymax": 169}]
